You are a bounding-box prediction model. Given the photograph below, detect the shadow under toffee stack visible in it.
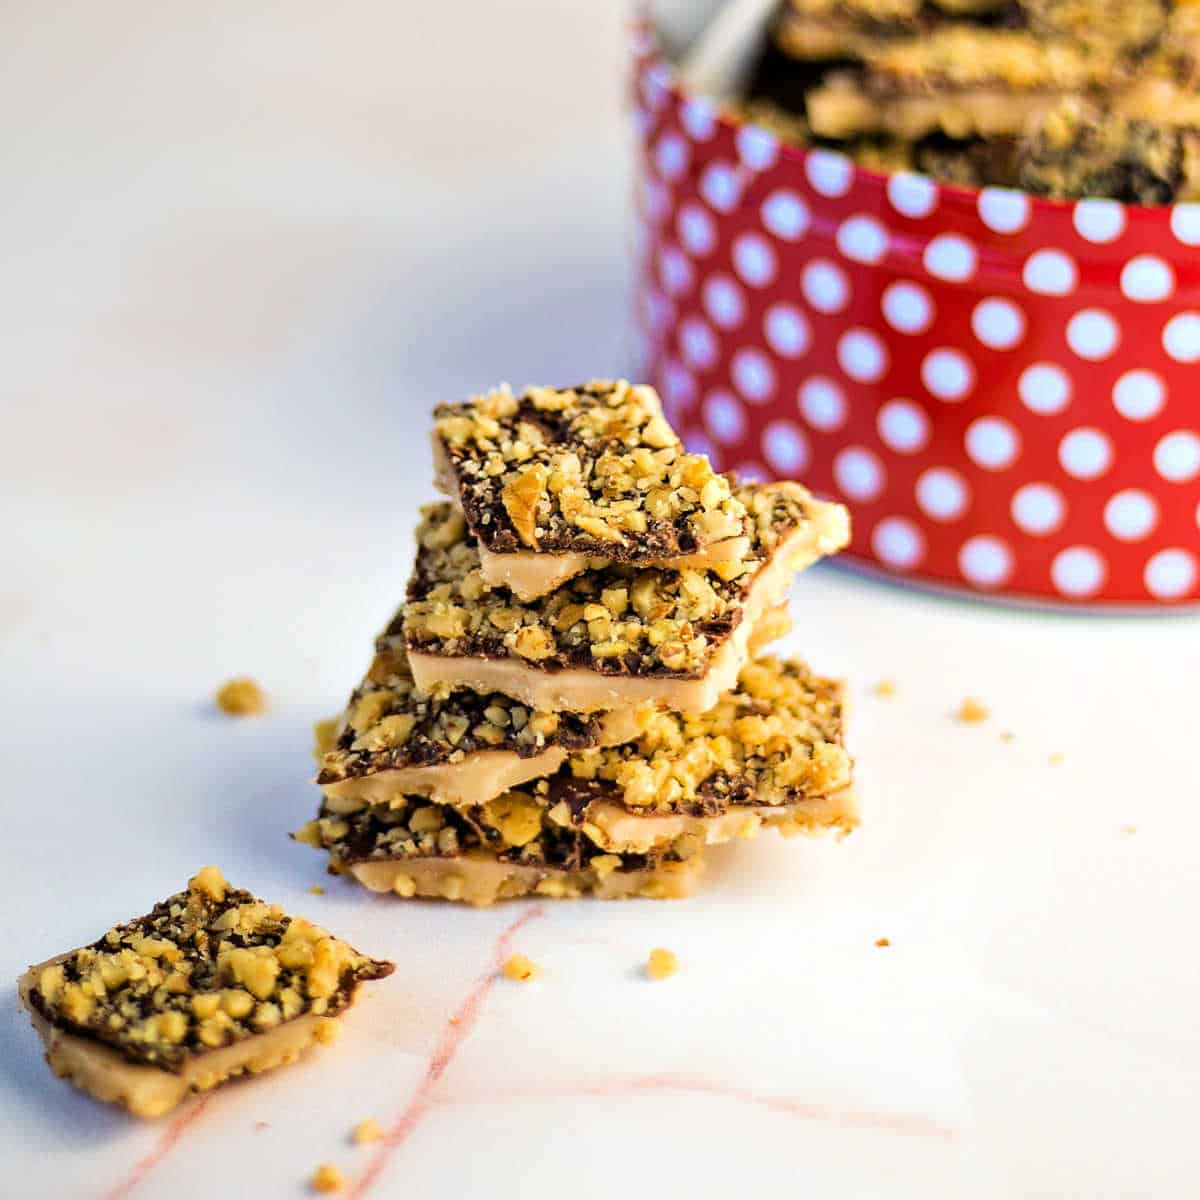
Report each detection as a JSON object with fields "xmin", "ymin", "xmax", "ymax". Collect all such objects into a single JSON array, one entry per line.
[{"xmin": 295, "ymin": 381, "xmax": 856, "ymax": 904}]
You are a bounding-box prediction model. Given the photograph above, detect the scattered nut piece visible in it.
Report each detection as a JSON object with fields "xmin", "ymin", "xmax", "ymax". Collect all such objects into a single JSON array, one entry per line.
[
  {"xmin": 1120, "ymin": 825, "xmax": 1138, "ymax": 836},
  {"xmin": 873, "ymin": 679, "xmax": 897, "ymax": 697},
  {"xmin": 875, "ymin": 938, "xmax": 890, "ymax": 947},
  {"xmin": 352, "ymin": 1118, "xmax": 384, "ymax": 1145},
  {"xmin": 309, "ymin": 885, "xmax": 326, "ymax": 895},
  {"xmin": 646, "ymin": 947, "xmax": 678, "ymax": 980},
  {"xmin": 312, "ymin": 1163, "xmax": 345, "ymax": 1193},
  {"xmin": 501, "ymin": 953, "xmax": 539, "ymax": 982},
  {"xmin": 1000, "ymin": 731, "xmax": 1015, "ymax": 743},
  {"xmin": 216, "ymin": 677, "xmax": 267, "ymax": 716},
  {"xmin": 956, "ymin": 697, "xmax": 988, "ymax": 724},
  {"xmin": 1049, "ymin": 752, "xmax": 1065, "ymax": 765}
]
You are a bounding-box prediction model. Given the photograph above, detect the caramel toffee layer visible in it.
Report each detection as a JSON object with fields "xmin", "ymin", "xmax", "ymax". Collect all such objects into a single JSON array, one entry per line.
[
  {"xmin": 316, "ymin": 637, "xmax": 651, "ymax": 808},
  {"xmin": 402, "ymin": 483, "xmax": 848, "ymax": 713},
  {"xmin": 21, "ymin": 868, "xmax": 392, "ymax": 1078},
  {"xmin": 433, "ymin": 380, "xmax": 746, "ymax": 568},
  {"xmin": 296, "ymin": 801, "xmax": 702, "ymax": 904}
]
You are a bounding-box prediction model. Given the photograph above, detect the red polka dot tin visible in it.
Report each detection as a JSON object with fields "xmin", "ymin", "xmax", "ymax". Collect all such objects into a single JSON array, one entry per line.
[{"xmin": 632, "ymin": 36, "xmax": 1200, "ymax": 607}]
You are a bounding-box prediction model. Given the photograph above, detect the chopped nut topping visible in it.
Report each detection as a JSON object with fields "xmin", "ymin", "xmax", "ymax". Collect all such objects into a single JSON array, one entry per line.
[
  {"xmin": 501, "ymin": 954, "xmax": 539, "ymax": 982},
  {"xmin": 646, "ymin": 948, "xmax": 678, "ymax": 980},
  {"xmin": 311, "ymin": 1163, "xmax": 345, "ymax": 1193},
  {"xmin": 956, "ymin": 697, "xmax": 989, "ymax": 724},
  {"xmin": 215, "ymin": 677, "xmax": 267, "ymax": 717},
  {"xmin": 434, "ymin": 381, "xmax": 747, "ymax": 563},
  {"xmin": 25, "ymin": 869, "xmax": 392, "ymax": 1071},
  {"xmin": 875, "ymin": 937, "xmax": 891, "ymax": 948},
  {"xmin": 405, "ymin": 482, "xmax": 836, "ymax": 680},
  {"xmin": 316, "ymin": 637, "xmax": 609, "ymax": 787}
]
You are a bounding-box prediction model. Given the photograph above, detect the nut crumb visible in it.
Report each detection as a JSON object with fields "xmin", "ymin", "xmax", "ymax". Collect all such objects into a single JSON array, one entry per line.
[
  {"xmin": 873, "ymin": 679, "xmax": 897, "ymax": 697},
  {"xmin": 1120, "ymin": 824, "xmax": 1138, "ymax": 836},
  {"xmin": 312, "ymin": 1163, "xmax": 345, "ymax": 1193},
  {"xmin": 646, "ymin": 947, "xmax": 678, "ymax": 980},
  {"xmin": 1049, "ymin": 752, "xmax": 1065, "ymax": 765},
  {"xmin": 875, "ymin": 938, "xmax": 890, "ymax": 947},
  {"xmin": 501, "ymin": 953, "xmax": 538, "ymax": 982},
  {"xmin": 216, "ymin": 677, "xmax": 267, "ymax": 717},
  {"xmin": 352, "ymin": 1118, "xmax": 384, "ymax": 1145},
  {"xmin": 956, "ymin": 697, "xmax": 988, "ymax": 724},
  {"xmin": 309, "ymin": 885, "xmax": 325, "ymax": 895}
]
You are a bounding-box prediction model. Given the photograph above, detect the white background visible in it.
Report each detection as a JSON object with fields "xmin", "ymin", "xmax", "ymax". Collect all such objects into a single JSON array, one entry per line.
[{"xmin": 2, "ymin": 3, "xmax": 1198, "ymax": 1197}]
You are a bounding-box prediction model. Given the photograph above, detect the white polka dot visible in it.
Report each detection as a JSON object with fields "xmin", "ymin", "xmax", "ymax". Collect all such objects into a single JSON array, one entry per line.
[
  {"xmin": 700, "ymin": 162, "xmax": 741, "ymax": 213},
  {"xmin": 737, "ymin": 124, "xmax": 779, "ymax": 171},
  {"xmin": 836, "ymin": 215, "xmax": 889, "ymax": 265},
  {"xmin": 798, "ymin": 376, "xmax": 847, "ymax": 432},
  {"xmin": 1104, "ymin": 489, "xmax": 1159, "ymax": 542},
  {"xmin": 1066, "ymin": 309, "xmax": 1120, "ymax": 360},
  {"xmin": 1023, "ymin": 249, "xmax": 1078, "ymax": 296},
  {"xmin": 764, "ymin": 304, "xmax": 811, "ymax": 359},
  {"xmin": 681, "ymin": 96, "xmax": 718, "ymax": 142},
  {"xmin": 1113, "ymin": 370, "xmax": 1165, "ymax": 422},
  {"xmin": 1154, "ymin": 430, "xmax": 1200, "ymax": 482},
  {"xmin": 805, "ymin": 149, "xmax": 853, "ymax": 197},
  {"xmin": 877, "ymin": 399, "xmax": 930, "ymax": 454},
  {"xmin": 872, "ymin": 517, "xmax": 925, "ymax": 570},
  {"xmin": 1052, "ymin": 547, "xmax": 1106, "ymax": 598},
  {"xmin": 1011, "ymin": 483, "xmax": 1065, "ymax": 536},
  {"xmin": 977, "ymin": 188, "xmax": 1030, "ymax": 234},
  {"xmin": 965, "ymin": 416, "xmax": 1021, "ymax": 470},
  {"xmin": 1163, "ymin": 312, "xmax": 1200, "ymax": 362},
  {"xmin": 1122, "ymin": 255, "xmax": 1175, "ymax": 304},
  {"xmin": 921, "ymin": 348, "xmax": 974, "ymax": 401},
  {"xmin": 763, "ymin": 420, "xmax": 810, "ymax": 474},
  {"xmin": 882, "ymin": 281, "xmax": 934, "ymax": 335},
  {"xmin": 887, "ymin": 173, "xmax": 938, "ymax": 219},
  {"xmin": 801, "ymin": 258, "xmax": 850, "ymax": 314},
  {"xmin": 1019, "ymin": 363, "xmax": 1071, "ymax": 415},
  {"xmin": 704, "ymin": 390, "xmax": 746, "ymax": 445},
  {"xmin": 654, "ymin": 131, "xmax": 690, "ymax": 181},
  {"xmin": 732, "ymin": 233, "xmax": 778, "ymax": 288},
  {"xmin": 838, "ymin": 328, "xmax": 888, "ymax": 383},
  {"xmin": 761, "ymin": 190, "xmax": 810, "ymax": 241},
  {"xmin": 700, "ymin": 393, "xmax": 744, "ymax": 446},
  {"xmin": 677, "ymin": 203, "xmax": 717, "ymax": 256},
  {"xmin": 679, "ymin": 316, "xmax": 718, "ymax": 370},
  {"xmin": 834, "ymin": 446, "xmax": 885, "ymax": 501},
  {"xmin": 734, "ymin": 461, "xmax": 768, "ymax": 483},
  {"xmin": 959, "ymin": 536, "xmax": 1013, "ymax": 589},
  {"xmin": 1073, "ymin": 199, "xmax": 1126, "ymax": 244},
  {"xmin": 1144, "ymin": 549, "xmax": 1198, "ymax": 600},
  {"xmin": 661, "ymin": 360, "xmax": 696, "ymax": 411},
  {"xmin": 703, "ymin": 274, "xmax": 745, "ymax": 329},
  {"xmin": 732, "ymin": 348, "xmax": 776, "ymax": 404},
  {"xmin": 1058, "ymin": 427, "xmax": 1114, "ymax": 480},
  {"xmin": 657, "ymin": 244, "xmax": 694, "ymax": 296},
  {"xmin": 972, "ymin": 298, "xmax": 1026, "ymax": 350},
  {"xmin": 916, "ymin": 467, "xmax": 969, "ymax": 522},
  {"xmin": 923, "ymin": 234, "xmax": 977, "ymax": 282},
  {"xmin": 641, "ymin": 64, "xmax": 670, "ymax": 112},
  {"xmin": 1171, "ymin": 204, "xmax": 1200, "ymax": 246}
]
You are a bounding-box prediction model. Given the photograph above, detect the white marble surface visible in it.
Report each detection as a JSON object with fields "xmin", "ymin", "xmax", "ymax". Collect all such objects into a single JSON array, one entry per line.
[{"xmin": 2, "ymin": 3, "xmax": 1198, "ymax": 1197}]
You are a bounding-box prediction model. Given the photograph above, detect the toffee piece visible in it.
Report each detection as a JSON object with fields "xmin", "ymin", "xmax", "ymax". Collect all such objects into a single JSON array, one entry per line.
[
  {"xmin": 18, "ymin": 867, "xmax": 392, "ymax": 1118},
  {"xmin": 316, "ymin": 635, "xmax": 653, "ymax": 810},
  {"xmin": 402, "ymin": 482, "xmax": 850, "ymax": 715},
  {"xmin": 432, "ymin": 381, "xmax": 750, "ymax": 601},
  {"xmin": 296, "ymin": 803, "xmax": 704, "ymax": 906}
]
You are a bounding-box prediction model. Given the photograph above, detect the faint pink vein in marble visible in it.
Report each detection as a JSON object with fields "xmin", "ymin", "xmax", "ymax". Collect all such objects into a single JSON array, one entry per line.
[
  {"xmin": 101, "ymin": 1092, "xmax": 216, "ymax": 1200},
  {"xmin": 430, "ymin": 1076, "xmax": 955, "ymax": 1141},
  {"xmin": 348, "ymin": 905, "xmax": 545, "ymax": 1198}
]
